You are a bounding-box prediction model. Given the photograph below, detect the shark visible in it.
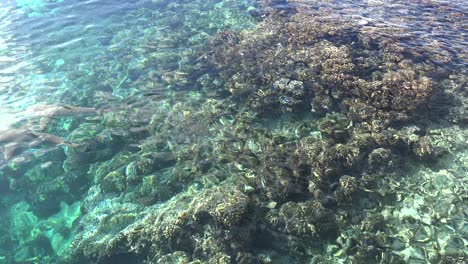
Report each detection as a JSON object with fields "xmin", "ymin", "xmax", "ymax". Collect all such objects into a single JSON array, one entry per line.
[
  {"xmin": 0, "ymin": 104, "xmax": 96, "ymax": 162},
  {"xmin": 18, "ymin": 104, "xmax": 98, "ymax": 131},
  {"xmin": 21, "ymin": 104, "xmax": 97, "ymax": 118},
  {"xmin": 0, "ymin": 127, "xmax": 74, "ymax": 161}
]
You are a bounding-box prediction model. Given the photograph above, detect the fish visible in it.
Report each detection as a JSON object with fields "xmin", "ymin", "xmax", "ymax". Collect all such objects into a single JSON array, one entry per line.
[
  {"xmin": 18, "ymin": 104, "xmax": 98, "ymax": 130},
  {"xmin": 0, "ymin": 127, "xmax": 75, "ymax": 161},
  {"xmin": 0, "ymin": 104, "xmax": 94, "ymax": 163},
  {"xmin": 21, "ymin": 104, "xmax": 97, "ymax": 118}
]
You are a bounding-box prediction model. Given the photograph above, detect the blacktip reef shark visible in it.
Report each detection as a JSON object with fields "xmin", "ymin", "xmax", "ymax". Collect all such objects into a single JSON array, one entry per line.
[
  {"xmin": 0, "ymin": 104, "xmax": 97, "ymax": 163},
  {"xmin": 19, "ymin": 104, "xmax": 98, "ymax": 130},
  {"xmin": 0, "ymin": 127, "xmax": 75, "ymax": 161},
  {"xmin": 21, "ymin": 104, "xmax": 97, "ymax": 117}
]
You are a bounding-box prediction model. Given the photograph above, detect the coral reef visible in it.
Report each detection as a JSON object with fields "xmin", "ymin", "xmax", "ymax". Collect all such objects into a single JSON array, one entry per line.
[
  {"xmin": 206, "ymin": 9, "xmax": 441, "ymax": 127},
  {"xmin": 1, "ymin": 0, "xmax": 467, "ymax": 264},
  {"xmin": 64, "ymin": 1, "xmax": 466, "ymax": 263}
]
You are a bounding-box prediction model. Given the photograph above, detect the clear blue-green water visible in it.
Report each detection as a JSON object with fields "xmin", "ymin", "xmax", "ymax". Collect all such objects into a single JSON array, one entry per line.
[{"xmin": 0, "ymin": 0, "xmax": 466, "ymax": 263}]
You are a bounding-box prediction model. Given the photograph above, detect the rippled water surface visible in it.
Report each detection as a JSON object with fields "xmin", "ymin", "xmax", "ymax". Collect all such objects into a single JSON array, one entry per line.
[{"xmin": 0, "ymin": 0, "xmax": 466, "ymax": 263}]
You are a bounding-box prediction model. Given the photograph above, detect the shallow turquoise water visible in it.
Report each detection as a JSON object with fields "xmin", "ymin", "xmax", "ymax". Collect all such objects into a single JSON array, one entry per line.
[{"xmin": 0, "ymin": 0, "xmax": 466, "ymax": 263}]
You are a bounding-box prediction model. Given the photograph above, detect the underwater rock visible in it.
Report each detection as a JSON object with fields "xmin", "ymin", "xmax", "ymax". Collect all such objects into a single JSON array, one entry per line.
[
  {"xmin": 311, "ymin": 94, "xmax": 333, "ymax": 114},
  {"xmin": 71, "ymin": 177, "xmax": 255, "ymax": 263},
  {"xmin": 10, "ymin": 201, "xmax": 81, "ymax": 263},
  {"xmin": 367, "ymin": 148, "xmax": 394, "ymax": 172},
  {"xmin": 317, "ymin": 113, "xmax": 350, "ymax": 143},
  {"xmin": 155, "ymin": 251, "xmax": 190, "ymax": 264},
  {"xmin": 267, "ymin": 200, "xmax": 337, "ymax": 239},
  {"xmin": 273, "ymin": 78, "xmax": 306, "ymax": 112},
  {"xmin": 334, "ymin": 175, "xmax": 359, "ymax": 205},
  {"xmin": 100, "ymin": 171, "xmax": 127, "ymax": 193},
  {"xmin": 413, "ymin": 135, "xmax": 447, "ymax": 162},
  {"xmin": 161, "ymin": 70, "xmax": 189, "ymax": 86}
]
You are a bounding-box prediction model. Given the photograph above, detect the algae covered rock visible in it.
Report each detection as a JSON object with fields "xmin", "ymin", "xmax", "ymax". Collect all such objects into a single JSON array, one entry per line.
[
  {"xmin": 70, "ymin": 177, "xmax": 256, "ymax": 263},
  {"xmin": 10, "ymin": 201, "xmax": 81, "ymax": 263},
  {"xmin": 412, "ymin": 135, "xmax": 449, "ymax": 162}
]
